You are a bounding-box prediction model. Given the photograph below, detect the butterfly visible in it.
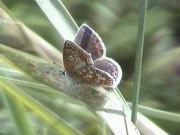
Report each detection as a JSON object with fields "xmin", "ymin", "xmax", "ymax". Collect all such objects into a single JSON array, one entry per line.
[{"xmin": 61, "ymin": 24, "xmax": 122, "ymax": 88}]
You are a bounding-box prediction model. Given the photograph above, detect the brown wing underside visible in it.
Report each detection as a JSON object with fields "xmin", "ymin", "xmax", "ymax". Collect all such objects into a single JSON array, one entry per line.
[
  {"xmin": 74, "ymin": 65, "xmax": 115, "ymax": 87},
  {"xmin": 94, "ymin": 57, "xmax": 121, "ymax": 85},
  {"xmin": 63, "ymin": 40, "xmax": 94, "ymax": 74}
]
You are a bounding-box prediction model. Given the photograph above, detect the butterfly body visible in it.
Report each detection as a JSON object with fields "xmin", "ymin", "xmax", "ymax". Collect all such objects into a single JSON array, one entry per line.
[{"xmin": 61, "ymin": 24, "xmax": 122, "ymax": 88}]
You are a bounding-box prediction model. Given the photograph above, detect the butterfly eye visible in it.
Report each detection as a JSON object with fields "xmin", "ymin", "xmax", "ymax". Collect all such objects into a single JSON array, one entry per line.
[
  {"xmin": 59, "ymin": 70, "xmax": 66, "ymax": 76},
  {"xmin": 63, "ymin": 70, "xmax": 66, "ymax": 76}
]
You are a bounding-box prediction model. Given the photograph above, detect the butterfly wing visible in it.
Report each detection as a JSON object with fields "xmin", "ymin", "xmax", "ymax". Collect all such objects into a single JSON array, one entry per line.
[
  {"xmin": 74, "ymin": 24, "xmax": 106, "ymax": 60},
  {"xmin": 63, "ymin": 40, "xmax": 94, "ymax": 75},
  {"xmin": 64, "ymin": 23, "xmax": 122, "ymax": 88},
  {"xmin": 74, "ymin": 66, "xmax": 115, "ymax": 87},
  {"xmin": 63, "ymin": 40, "xmax": 115, "ymax": 87},
  {"xmin": 94, "ymin": 57, "xmax": 122, "ymax": 87}
]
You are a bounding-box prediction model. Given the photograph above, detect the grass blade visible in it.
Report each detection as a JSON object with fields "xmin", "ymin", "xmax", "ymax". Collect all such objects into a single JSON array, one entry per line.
[
  {"xmin": 0, "ymin": 44, "xmax": 65, "ymax": 90},
  {"xmin": 35, "ymin": 0, "xmax": 78, "ymax": 40},
  {"xmin": 137, "ymin": 104, "xmax": 180, "ymax": 123},
  {"xmin": 0, "ymin": 81, "xmax": 83, "ymax": 135},
  {"xmin": 131, "ymin": 0, "xmax": 148, "ymax": 123},
  {"xmin": 1, "ymin": 90, "xmax": 34, "ymax": 135},
  {"xmin": 0, "ymin": 2, "xmax": 63, "ymax": 62}
]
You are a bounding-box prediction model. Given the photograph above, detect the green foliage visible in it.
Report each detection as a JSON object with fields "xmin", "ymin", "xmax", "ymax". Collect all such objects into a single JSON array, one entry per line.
[{"xmin": 0, "ymin": 0, "xmax": 180, "ymax": 134}]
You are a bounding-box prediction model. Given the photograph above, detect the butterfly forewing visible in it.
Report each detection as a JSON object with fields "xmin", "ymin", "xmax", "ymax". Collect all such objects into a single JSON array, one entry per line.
[
  {"xmin": 63, "ymin": 40, "xmax": 94, "ymax": 74},
  {"xmin": 74, "ymin": 24, "xmax": 106, "ymax": 60}
]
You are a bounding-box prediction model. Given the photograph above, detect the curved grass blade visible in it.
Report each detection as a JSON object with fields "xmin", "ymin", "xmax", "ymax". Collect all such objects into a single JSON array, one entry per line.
[
  {"xmin": 0, "ymin": 81, "xmax": 83, "ymax": 135},
  {"xmin": 136, "ymin": 104, "xmax": 180, "ymax": 123},
  {"xmin": 0, "ymin": 2, "xmax": 63, "ymax": 63},
  {"xmin": 1, "ymin": 90, "xmax": 34, "ymax": 135},
  {"xmin": 0, "ymin": 64, "xmax": 112, "ymax": 135},
  {"xmin": 137, "ymin": 112, "xmax": 168, "ymax": 135},
  {"xmin": 35, "ymin": 0, "xmax": 78, "ymax": 40},
  {"xmin": 0, "ymin": 44, "xmax": 65, "ymax": 91}
]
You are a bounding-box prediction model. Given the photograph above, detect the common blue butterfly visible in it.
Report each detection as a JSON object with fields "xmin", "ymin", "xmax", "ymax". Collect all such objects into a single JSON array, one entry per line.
[{"xmin": 61, "ymin": 24, "xmax": 122, "ymax": 88}]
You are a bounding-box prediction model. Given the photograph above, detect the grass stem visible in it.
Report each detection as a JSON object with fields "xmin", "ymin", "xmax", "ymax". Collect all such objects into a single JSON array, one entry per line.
[{"xmin": 131, "ymin": 0, "xmax": 148, "ymax": 124}]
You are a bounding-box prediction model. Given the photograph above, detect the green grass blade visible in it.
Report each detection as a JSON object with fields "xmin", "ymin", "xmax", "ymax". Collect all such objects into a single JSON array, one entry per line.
[
  {"xmin": 35, "ymin": 0, "xmax": 78, "ymax": 40},
  {"xmin": 131, "ymin": 0, "xmax": 148, "ymax": 124},
  {"xmin": 0, "ymin": 81, "xmax": 83, "ymax": 135},
  {"xmin": 0, "ymin": 44, "xmax": 64, "ymax": 90},
  {"xmin": 137, "ymin": 104, "xmax": 180, "ymax": 123},
  {"xmin": 1, "ymin": 90, "xmax": 34, "ymax": 135},
  {"xmin": 0, "ymin": 2, "xmax": 63, "ymax": 62},
  {"xmin": 129, "ymin": 102, "xmax": 180, "ymax": 123}
]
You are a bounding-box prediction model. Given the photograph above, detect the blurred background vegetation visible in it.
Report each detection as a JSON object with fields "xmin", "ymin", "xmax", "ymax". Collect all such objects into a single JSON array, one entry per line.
[{"xmin": 0, "ymin": 0, "xmax": 180, "ymax": 134}]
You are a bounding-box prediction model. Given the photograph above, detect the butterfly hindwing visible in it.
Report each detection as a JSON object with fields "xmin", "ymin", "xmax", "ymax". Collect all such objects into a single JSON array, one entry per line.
[
  {"xmin": 74, "ymin": 24, "xmax": 106, "ymax": 60},
  {"xmin": 94, "ymin": 57, "xmax": 122, "ymax": 87},
  {"xmin": 74, "ymin": 65, "xmax": 115, "ymax": 87}
]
